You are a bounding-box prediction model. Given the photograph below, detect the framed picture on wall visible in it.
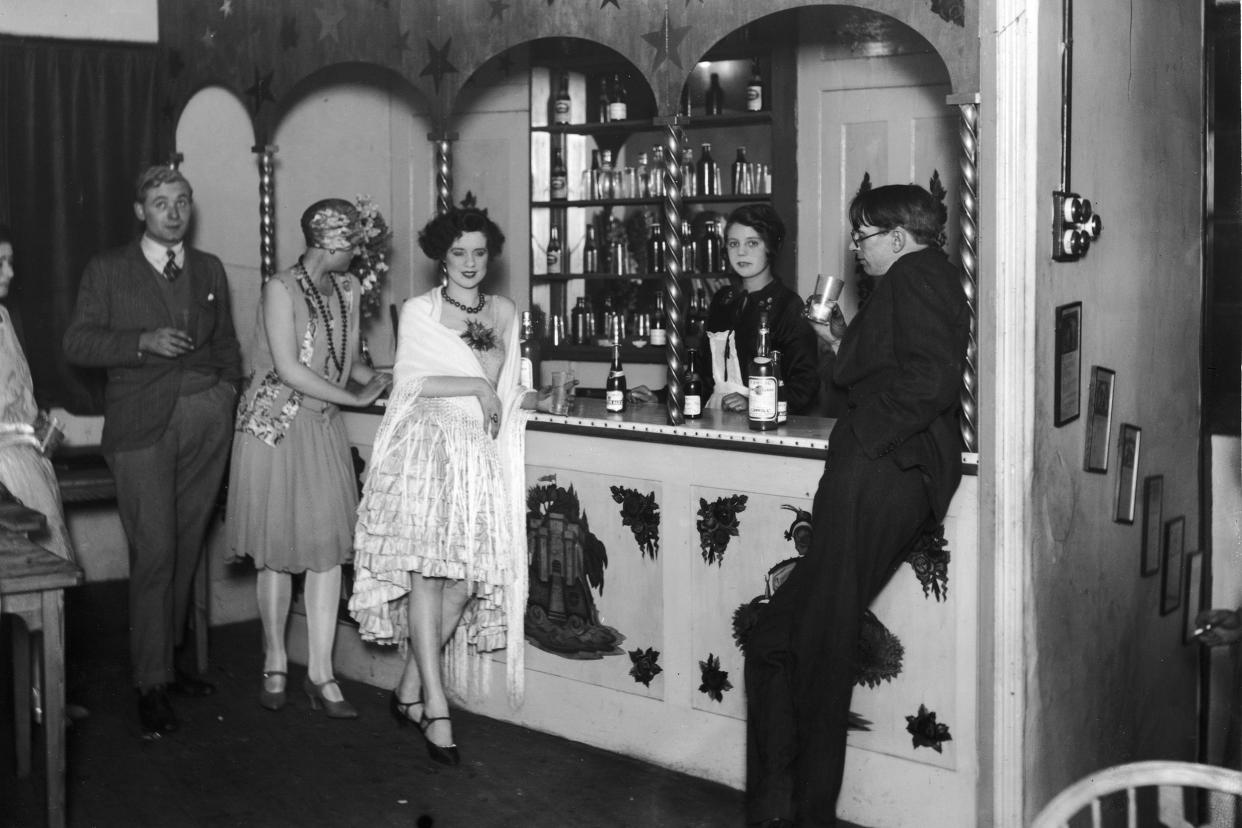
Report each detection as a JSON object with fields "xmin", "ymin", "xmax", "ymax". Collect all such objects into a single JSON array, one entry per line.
[
  {"xmin": 1054, "ymin": 302, "xmax": 1082, "ymax": 426},
  {"xmin": 1161, "ymin": 516, "xmax": 1186, "ymax": 616},
  {"xmin": 1083, "ymin": 366, "xmax": 1115, "ymax": 473},
  {"xmin": 1140, "ymin": 475, "xmax": 1164, "ymax": 576},
  {"xmin": 1183, "ymin": 551, "xmax": 1204, "ymax": 645},
  {"xmin": 1113, "ymin": 424, "xmax": 1141, "ymax": 524}
]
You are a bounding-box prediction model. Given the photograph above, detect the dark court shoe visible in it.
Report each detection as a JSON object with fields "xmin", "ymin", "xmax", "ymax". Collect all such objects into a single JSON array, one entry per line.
[
  {"xmin": 390, "ymin": 691, "xmax": 423, "ymax": 728},
  {"xmin": 419, "ymin": 713, "xmax": 460, "ymax": 766},
  {"xmin": 137, "ymin": 685, "xmax": 179, "ymax": 735},
  {"xmin": 169, "ymin": 669, "xmax": 216, "ymax": 698},
  {"xmin": 303, "ymin": 677, "xmax": 359, "ymax": 719},
  {"xmin": 259, "ymin": 671, "xmax": 287, "ymax": 711}
]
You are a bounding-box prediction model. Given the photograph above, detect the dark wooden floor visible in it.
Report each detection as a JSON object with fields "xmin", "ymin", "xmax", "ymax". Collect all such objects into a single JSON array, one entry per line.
[{"xmin": 1, "ymin": 582, "xmax": 759, "ymax": 828}]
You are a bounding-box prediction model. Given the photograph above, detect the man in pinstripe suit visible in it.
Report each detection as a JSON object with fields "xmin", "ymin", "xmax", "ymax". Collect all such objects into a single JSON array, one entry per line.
[{"xmin": 65, "ymin": 165, "xmax": 242, "ymax": 736}]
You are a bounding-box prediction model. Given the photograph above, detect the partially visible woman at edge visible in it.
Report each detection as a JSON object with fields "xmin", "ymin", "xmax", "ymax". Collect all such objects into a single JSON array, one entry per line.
[
  {"xmin": 350, "ymin": 206, "xmax": 550, "ymax": 766},
  {"xmin": 633, "ymin": 204, "xmax": 818, "ymax": 412},
  {"xmin": 0, "ymin": 224, "xmax": 75, "ymax": 563},
  {"xmin": 227, "ymin": 199, "xmax": 391, "ymax": 717}
]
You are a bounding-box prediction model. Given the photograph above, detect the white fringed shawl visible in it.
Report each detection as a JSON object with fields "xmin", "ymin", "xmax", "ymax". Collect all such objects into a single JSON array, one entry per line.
[{"xmin": 353, "ymin": 289, "xmax": 531, "ymax": 706}]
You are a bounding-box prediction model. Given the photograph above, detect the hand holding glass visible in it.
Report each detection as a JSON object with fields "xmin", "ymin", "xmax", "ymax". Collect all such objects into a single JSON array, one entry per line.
[{"xmin": 804, "ymin": 275, "xmax": 845, "ymax": 324}]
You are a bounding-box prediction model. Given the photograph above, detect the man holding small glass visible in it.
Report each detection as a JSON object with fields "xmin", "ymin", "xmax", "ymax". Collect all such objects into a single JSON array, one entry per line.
[{"xmin": 64, "ymin": 165, "xmax": 242, "ymax": 737}]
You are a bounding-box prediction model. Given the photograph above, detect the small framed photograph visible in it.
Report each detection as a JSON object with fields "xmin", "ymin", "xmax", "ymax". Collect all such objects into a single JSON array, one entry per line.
[
  {"xmin": 1113, "ymin": 424, "xmax": 1141, "ymax": 524},
  {"xmin": 1140, "ymin": 476, "xmax": 1164, "ymax": 576},
  {"xmin": 1160, "ymin": 516, "xmax": 1186, "ymax": 616},
  {"xmin": 1054, "ymin": 302, "xmax": 1082, "ymax": 426},
  {"xmin": 1083, "ymin": 366, "xmax": 1115, "ymax": 473},
  {"xmin": 1183, "ymin": 551, "xmax": 1204, "ymax": 645}
]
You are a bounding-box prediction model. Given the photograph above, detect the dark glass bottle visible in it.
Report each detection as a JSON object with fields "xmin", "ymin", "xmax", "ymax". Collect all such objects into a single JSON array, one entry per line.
[
  {"xmin": 519, "ymin": 310, "xmax": 541, "ymax": 389},
  {"xmin": 680, "ymin": 148, "xmax": 696, "ymax": 197},
  {"xmin": 679, "ymin": 83, "xmax": 693, "ymax": 117},
  {"xmin": 772, "ymin": 349, "xmax": 787, "ymax": 424},
  {"xmin": 701, "ymin": 217, "xmax": 721, "ymax": 274},
  {"xmin": 696, "ymin": 143, "xmax": 720, "ymax": 196},
  {"xmin": 732, "ymin": 146, "xmax": 750, "ymax": 195},
  {"xmin": 607, "ymin": 73, "xmax": 628, "ymax": 121},
  {"xmin": 606, "ymin": 341, "xmax": 628, "ymax": 413},
  {"xmin": 571, "ymin": 297, "xmax": 589, "ymax": 345},
  {"xmin": 597, "ymin": 76, "xmax": 611, "ymax": 123},
  {"xmin": 684, "ymin": 347, "xmax": 703, "ymax": 419},
  {"xmin": 583, "ymin": 225, "xmax": 599, "ymax": 273},
  {"xmin": 553, "ymin": 73, "xmax": 572, "ymax": 124},
  {"xmin": 650, "ymin": 292, "xmax": 667, "ymax": 346},
  {"xmin": 550, "ymin": 147, "xmax": 568, "ymax": 201},
  {"xmin": 746, "ymin": 60, "xmax": 764, "ymax": 112},
  {"xmin": 705, "ymin": 72, "xmax": 724, "ymax": 115},
  {"xmin": 546, "ymin": 225, "xmax": 562, "ymax": 272},
  {"xmin": 748, "ymin": 310, "xmax": 777, "ymax": 431},
  {"xmin": 681, "ymin": 219, "xmax": 697, "ymax": 272},
  {"xmin": 646, "ymin": 216, "xmax": 665, "ymax": 273}
]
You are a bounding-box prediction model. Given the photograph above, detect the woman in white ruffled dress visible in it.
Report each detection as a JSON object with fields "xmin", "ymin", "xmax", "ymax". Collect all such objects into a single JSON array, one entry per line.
[{"xmin": 350, "ymin": 206, "xmax": 538, "ymax": 766}]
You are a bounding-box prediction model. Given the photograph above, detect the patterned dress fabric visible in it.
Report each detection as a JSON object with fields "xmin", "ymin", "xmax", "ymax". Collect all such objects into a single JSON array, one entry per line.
[
  {"xmin": 225, "ymin": 269, "xmax": 360, "ymax": 573},
  {"xmin": 0, "ymin": 306, "xmax": 74, "ymax": 562}
]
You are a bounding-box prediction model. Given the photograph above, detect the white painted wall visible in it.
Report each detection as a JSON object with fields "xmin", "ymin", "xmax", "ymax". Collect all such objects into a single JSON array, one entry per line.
[{"xmin": 0, "ymin": 0, "xmax": 157, "ymax": 41}]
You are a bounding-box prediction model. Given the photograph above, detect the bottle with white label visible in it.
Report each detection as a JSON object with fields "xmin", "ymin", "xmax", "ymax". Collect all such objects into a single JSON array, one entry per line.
[
  {"xmin": 684, "ymin": 347, "xmax": 703, "ymax": 419},
  {"xmin": 747, "ymin": 310, "xmax": 777, "ymax": 431},
  {"xmin": 519, "ymin": 311, "xmax": 540, "ymax": 389},
  {"xmin": 606, "ymin": 341, "xmax": 627, "ymax": 413},
  {"xmin": 746, "ymin": 60, "xmax": 763, "ymax": 112},
  {"xmin": 607, "ymin": 73, "xmax": 628, "ymax": 121}
]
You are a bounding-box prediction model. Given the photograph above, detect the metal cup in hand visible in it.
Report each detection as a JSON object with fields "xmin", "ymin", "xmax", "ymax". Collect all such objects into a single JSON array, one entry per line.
[{"xmin": 804, "ymin": 274, "xmax": 845, "ymax": 323}]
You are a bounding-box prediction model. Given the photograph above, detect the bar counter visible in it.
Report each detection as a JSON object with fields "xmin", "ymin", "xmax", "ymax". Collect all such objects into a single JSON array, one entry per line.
[{"xmin": 339, "ymin": 399, "xmax": 980, "ymax": 828}]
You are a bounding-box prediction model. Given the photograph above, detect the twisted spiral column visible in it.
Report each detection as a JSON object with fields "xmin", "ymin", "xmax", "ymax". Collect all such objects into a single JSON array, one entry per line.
[
  {"xmin": 957, "ymin": 103, "xmax": 979, "ymax": 454},
  {"xmin": 661, "ymin": 124, "xmax": 687, "ymax": 425},
  {"xmin": 433, "ymin": 138, "xmax": 452, "ymax": 215},
  {"xmin": 254, "ymin": 144, "xmax": 277, "ymax": 281}
]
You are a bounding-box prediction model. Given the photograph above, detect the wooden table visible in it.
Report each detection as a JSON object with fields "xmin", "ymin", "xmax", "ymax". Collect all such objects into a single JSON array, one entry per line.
[{"xmin": 1, "ymin": 527, "xmax": 84, "ymax": 828}]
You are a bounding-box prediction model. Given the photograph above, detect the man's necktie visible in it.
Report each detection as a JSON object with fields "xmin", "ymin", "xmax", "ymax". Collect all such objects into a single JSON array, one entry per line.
[{"xmin": 163, "ymin": 249, "xmax": 181, "ymax": 282}]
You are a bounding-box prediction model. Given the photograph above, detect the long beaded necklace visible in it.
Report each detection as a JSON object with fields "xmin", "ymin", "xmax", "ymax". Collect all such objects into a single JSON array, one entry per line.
[
  {"xmin": 441, "ymin": 286, "xmax": 485, "ymax": 313},
  {"xmin": 295, "ymin": 260, "xmax": 349, "ymax": 377}
]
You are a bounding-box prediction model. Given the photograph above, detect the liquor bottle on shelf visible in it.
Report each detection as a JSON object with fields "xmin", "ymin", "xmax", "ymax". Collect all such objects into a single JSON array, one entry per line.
[
  {"xmin": 705, "ymin": 72, "xmax": 724, "ymax": 115},
  {"xmin": 600, "ymin": 149, "xmax": 616, "ymax": 199},
  {"xmin": 597, "ymin": 76, "xmax": 611, "ymax": 123},
  {"xmin": 680, "ymin": 148, "xmax": 697, "ymax": 197},
  {"xmin": 746, "ymin": 60, "xmax": 764, "ymax": 112},
  {"xmin": 550, "ymin": 147, "xmax": 568, "ymax": 201},
  {"xmin": 649, "ymin": 292, "xmax": 667, "ymax": 346},
  {"xmin": 696, "ymin": 143, "xmax": 720, "ymax": 196},
  {"xmin": 681, "ymin": 219, "xmax": 698, "ymax": 272},
  {"xmin": 679, "ymin": 83, "xmax": 693, "ymax": 118},
  {"xmin": 701, "ymin": 217, "xmax": 721, "ymax": 274},
  {"xmin": 606, "ymin": 340, "xmax": 628, "ymax": 413},
  {"xmin": 587, "ymin": 150, "xmax": 602, "ymax": 199},
  {"xmin": 602, "ymin": 296, "xmax": 616, "ymax": 343},
  {"xmin": 571, "ymin": 297, "xmax": 589, "ymax": 345},
  {"xmin": 649, "ymin": 146, "xmax": 665, "ymax": 196},
  {"xmin": 584, "ymin": 296, "xmax": 599, "ymax": 343},
  {"xmin": 646, "ymin": 215, "xmax": 665, "ymax": 273},
  {"xmin": 688, "ymin": 285, "xmax": 708, "ymax": 339},
  {"xmin": 583, "ymin": 225, "xmax": 599, "ymax": 273},
  {"xmin": 635, "ymin": 152, "xmax": 650, "ymax": 198},
  {"xmin": 732, "ymin": 147, "xmax": 750, "ymax": 195},
  {"xmin": 519, "ymin": 311, "xmax": 541, "ymax": 388},
  {"xmin": 608, "ymin": 73, "xmax": 628, "ymax": 121},
  {"xmin": 553, "ymin": 73, "xmax": 572, "ymax": 124},
  {"xmin": 546, "ymin": 225, "xmax": 562, "ymax": 272},
  {"xmin": 772, "ymin": 349, "xmax": 787, "ymax": 424},
  {"xmin": 684, "ymin": 347, "xmax": 703, "ymax": 419},
  {"xmin": 748, "ymin": 310, "xmax": 777, "ymax": 431}
]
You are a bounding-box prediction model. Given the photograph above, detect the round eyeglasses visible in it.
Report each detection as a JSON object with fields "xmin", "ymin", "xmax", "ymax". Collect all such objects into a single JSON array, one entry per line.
[{"xmin": 850, "ymin": 228, "xmax": 891, "ymax": 245}]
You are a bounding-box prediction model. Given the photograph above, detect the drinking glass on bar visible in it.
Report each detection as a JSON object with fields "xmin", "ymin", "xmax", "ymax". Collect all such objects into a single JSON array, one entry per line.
[{"xmin": 804, "ymin": 274, "xmax": 845, "ymax": 324}]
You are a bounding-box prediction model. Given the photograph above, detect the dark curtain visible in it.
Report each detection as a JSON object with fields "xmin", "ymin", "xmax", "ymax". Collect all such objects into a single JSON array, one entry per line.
[{"xmin": 0, "ymin": 35, "xmax": 163, "ymax": 414}]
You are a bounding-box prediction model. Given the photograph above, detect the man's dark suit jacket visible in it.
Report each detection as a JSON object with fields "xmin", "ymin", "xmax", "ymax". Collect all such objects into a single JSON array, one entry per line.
[
  {"xmin": 64, "ymin": 239, "xmax": 243, "ymax": 454},
  {"xmin": 832, "ymin": 245, "xmax": 970, "ymax": 521}
]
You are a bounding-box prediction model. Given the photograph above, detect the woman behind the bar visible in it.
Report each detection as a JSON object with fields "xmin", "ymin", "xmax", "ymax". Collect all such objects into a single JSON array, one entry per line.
[
  {"xmin": 744, "ymin": 185, "xmax": 969, "ymax": 828},
  {"xmin": 227, "ymin": 199, "xmax": 391, "ymax": 717},
  {"xmin": 700, "ymin": 204, "xmax": 819, "ymax": 414},
  {"xmin": 350, "ymin": 206, "xmax": 535, "ymax": 767},
  {"xmin": 0, "ymin": 224, "xmax": 75, "ymax": 563}
]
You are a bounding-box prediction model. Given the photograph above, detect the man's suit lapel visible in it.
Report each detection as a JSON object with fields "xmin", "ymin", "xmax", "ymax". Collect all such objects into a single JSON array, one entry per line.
[{"xmin": 125, "ymin": 241, "xmax": 173, "ymax": 326}]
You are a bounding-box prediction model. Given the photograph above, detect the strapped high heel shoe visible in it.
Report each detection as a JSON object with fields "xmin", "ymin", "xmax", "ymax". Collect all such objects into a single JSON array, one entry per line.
[
  {"xmin": 302, "ymin": 676, "xmax": 359, "ymax": 719},
  {"xmin": 259, "ymin": 670, "xmax": 287, "ymax": 711},
  {"xmin": 389, "ymin": 690, "xmax": 423, "ymax": 728},
  {"xmin": 419, "ymin": 712, "xmax": 461, "ymax": 766}
]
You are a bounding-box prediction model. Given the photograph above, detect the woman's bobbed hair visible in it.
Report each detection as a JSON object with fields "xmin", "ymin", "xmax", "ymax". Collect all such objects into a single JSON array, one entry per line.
[
  {"xmin": 724, "ymin": 203, "xmax": 786, "ymax": 265},
  {"xmin": 417, "ymin": 207, "xmax": 505, "ymax": 261}
]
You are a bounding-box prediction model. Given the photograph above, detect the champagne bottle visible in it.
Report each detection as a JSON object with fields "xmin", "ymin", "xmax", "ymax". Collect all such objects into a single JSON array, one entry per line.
[
  {"xmin": 550, "ymin": 146, "xmax": 568, "ymax": 201},
  {"xmin": 732, "ymin": 146, "xmax": 750, "ymax": 195},
  {"xmin": 684, "ymin": 347, "xmax": 703, "ymax": 419},
  {"xmin": 584, "ymin": 225, "xmax": 599, "ymax": 273},
  {"xmin": 553, "ymin": 73, "xmax": 572, "ymax": 124},
  {"xmin": 748, "ymin": 310, "xmax": 777, "ymax": 431},
  {"xmin": 607, "ymin": 73, "xmax": 628, "ymax": 121},
  {"xmin": 696, "ymin": 143, "xmax": 720, "ymax": 196},
  {"xmin": 746, "ymin": 60, "xmax": 763, "ymax": 112},
  {"xmin": 772, "ymin": 348, "xmax": 787, "ymax": 424},
  {"xmin": 606, "ymin": 341, "xmax": 628, "ymax": 413},
  {"xmin": 519, "ymin": 310, "xmax": 541, "ymax": 388},
  {"xmin": 650, "ymin": 292, "xmax": 667, "ymax": 346},
  {"xmin": 546, "ymin": 225, "xmax": 562, "ymax": 271},
  {"xmin": 705, "ymin": 72, "xmax": 724, "ymax": 115}
]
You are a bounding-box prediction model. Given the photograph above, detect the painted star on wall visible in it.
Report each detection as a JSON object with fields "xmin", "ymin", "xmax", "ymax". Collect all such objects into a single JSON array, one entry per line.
[
  {"xmin": 642, "ymin": 12, "xmax": 692, "ymax": 71},
  {"xmin": 601, "ymin": 0, "xmax": 620, "ymax": 8},
  {"xmin": 420, "ymin": 38, "xmax": 458, "ymax": 92},
  {"xmin": 316, "ymin": 2, "xmax": 346, "ymax": 42},
  {"xmin": 488, "ymin": 0, "xmax": 510, "ymax": 20},
  {"xmin": 245, "ymin": 67, "xmax": 276, "ymax": 115},
  {"xmin": 219, "ymin": 0, "xmax": 233, "ymax": 17}
]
